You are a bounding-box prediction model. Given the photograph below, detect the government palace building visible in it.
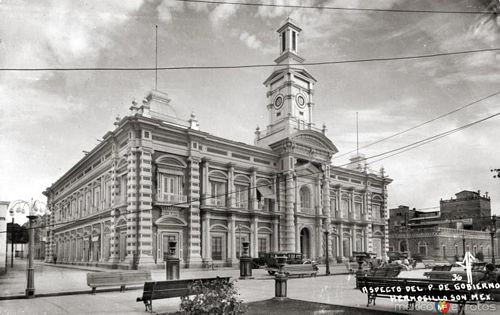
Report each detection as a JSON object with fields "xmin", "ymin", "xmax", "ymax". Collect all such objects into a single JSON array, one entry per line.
[{"xmin": 43, "ymin": 19, "xmax": 392, "ymax": 269}]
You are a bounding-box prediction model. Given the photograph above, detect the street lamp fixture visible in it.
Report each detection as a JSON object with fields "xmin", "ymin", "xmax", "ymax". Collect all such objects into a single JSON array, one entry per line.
[{"xmin": 8, "ymin": 199, "xmax": 50, "ymax": 298}]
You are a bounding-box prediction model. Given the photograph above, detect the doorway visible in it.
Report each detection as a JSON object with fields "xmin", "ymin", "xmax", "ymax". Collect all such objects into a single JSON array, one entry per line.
[{"xmin": 300, "ymin": 228, "xmax": 310, "ymax": 258}]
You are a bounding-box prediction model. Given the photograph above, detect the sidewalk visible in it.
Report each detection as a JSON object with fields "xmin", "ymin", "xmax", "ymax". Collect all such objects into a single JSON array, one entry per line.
[
  {"xmin": 4, "ymin": 261, "xmax": 476, "ymax": 315},
  {"xmin": 4, "ymin": 270, "xmax": 491, "ymax": 315},
  {"xmin": 0, "ymin": 259, "xmax": 350, "ymax": 298}
]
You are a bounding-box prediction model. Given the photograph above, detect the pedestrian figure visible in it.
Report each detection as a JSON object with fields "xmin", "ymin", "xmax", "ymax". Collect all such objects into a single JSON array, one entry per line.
[{"xmin": 457, "ymin": 251, "xmax": 476, "ymax": 284}]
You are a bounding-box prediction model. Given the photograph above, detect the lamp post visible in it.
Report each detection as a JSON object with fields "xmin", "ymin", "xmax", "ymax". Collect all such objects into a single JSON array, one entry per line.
[
  {"xmin": 8, "ymin": 208, "xmax": 14, "ymax": 268},
  {"xmin": 324, "ymin": 230, "xmax": 330, "ymax": 275},
  {"xmin": 8, "ymin": 199, "xmax": 49, "ymax": 298}
]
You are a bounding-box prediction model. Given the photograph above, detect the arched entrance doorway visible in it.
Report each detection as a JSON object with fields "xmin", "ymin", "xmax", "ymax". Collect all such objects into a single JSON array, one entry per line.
[{"xmin": 300, "ymin": 228, "xmax": 310, "ymax": 258}]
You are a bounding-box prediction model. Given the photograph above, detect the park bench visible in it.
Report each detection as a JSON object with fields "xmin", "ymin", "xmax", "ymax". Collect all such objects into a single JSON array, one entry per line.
[
  {"xmin": 358, "ymin": 276, "xmax": 491, "ymax": 315},
  {"xmin": 87, "ymin": 270, "xmax": 151, "ymax": 294},
  {"xmin": 367, "ymin": 266, "xmax": 402, "ymax": 278},
  {"xmin": 283, "ymin": 264, "xmax": 317, "ymax": 277},
  {"xmin": 136, "ymin": 276, "xmax": 231, "ymax": 312}
]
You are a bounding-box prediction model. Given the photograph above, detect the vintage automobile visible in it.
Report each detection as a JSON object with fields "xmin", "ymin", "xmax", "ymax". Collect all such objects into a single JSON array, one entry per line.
[{"xmin": 257, "ymin": 252, "xmax": 318, "ymax": 275}]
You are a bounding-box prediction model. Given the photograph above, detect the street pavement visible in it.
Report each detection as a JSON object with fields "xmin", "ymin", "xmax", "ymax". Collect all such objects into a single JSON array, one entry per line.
[{"xmin": 1, "ymin": 260, "xmax": 498, "ymax": 314}]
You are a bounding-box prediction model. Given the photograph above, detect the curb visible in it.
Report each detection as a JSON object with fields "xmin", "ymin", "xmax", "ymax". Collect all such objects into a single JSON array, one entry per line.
[{"xmin": 0, "ymin": 285, "xmax": 143, "ymax": 301}]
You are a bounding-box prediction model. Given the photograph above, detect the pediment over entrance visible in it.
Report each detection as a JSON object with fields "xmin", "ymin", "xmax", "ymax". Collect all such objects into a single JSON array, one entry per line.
[
  {"xmin": 269, "ymin": 130, "xmax": 338, "ymax": 162},
  {"xmin": 155, "ymin": 215, "xmax": 187, "ymax": 227},
  {"xmin": 295, "ymin": 162, "xmax": 321, "ymax": 177},
  {"xmin": 291, "ymin": 130, "xmax": 338, "ymax": 154}
]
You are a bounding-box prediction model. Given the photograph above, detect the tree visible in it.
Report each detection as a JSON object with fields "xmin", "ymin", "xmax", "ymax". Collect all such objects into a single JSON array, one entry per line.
[{"xmin": 6, "ymin": 223, "xmax": 29, "ymax": 244}]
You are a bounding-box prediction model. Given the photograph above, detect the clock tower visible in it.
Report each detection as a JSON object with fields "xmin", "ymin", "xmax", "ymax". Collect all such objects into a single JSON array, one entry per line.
[{"xmin": 256, "ymin": 18, "xmax": 318, "ymax": 147}]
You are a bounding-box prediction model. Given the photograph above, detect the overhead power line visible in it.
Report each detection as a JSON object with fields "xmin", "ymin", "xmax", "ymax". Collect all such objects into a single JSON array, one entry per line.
[
  {"xmin": 176, "ymin": 0, "xmax": 494, "ymax": 15},
  {"xmin": 335, "ymin": 90, "xmax": 500, "ymax": 160},
  {"xmin": 366, "ymin": 111, "xmax": 500, "ymax": 166},
  {"xmin": 1, "ymin": 47, "xmax": 499, "ymax": 72},
  {"xmin": 2, "ymin": 94, "xmax": 499, "ymax": 234}
]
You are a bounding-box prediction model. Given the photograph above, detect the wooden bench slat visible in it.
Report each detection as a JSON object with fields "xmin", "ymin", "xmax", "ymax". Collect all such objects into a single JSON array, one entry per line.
[{"xmin": 136, "ymin": 277, "xmax": 231, "ymax": 312}]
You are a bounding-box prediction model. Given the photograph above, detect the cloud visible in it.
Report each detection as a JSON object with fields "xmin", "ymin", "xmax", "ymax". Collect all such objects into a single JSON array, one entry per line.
[
  {"xmin": 239, "ymin": 31, "xmax": 275, "ymax": 53},
  {"xmin": 209, "ymin": 3, "xmax": 239, "ymax": 27},
  {"xmin": 156, "ymin": 0, "xmax": 184, "ymax": 23}
]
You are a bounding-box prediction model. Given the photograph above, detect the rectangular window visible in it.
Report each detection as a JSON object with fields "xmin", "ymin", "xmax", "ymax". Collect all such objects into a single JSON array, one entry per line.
[
  {"xmin": 372, "ymin": 204, "xmax": 381, "ymax": 220},
  {"xmin": 258, "ymin": 237, "xmax": 268, "ymax": 255},
  {"xmin": 354, "ymin": 202, "xmax": 362, "ymax": 219},
  {"xmin": 210, "ymin": 181, "xmax": 226, "ymax": 206},
  {"xmin": 158, "ymin": 173, "xmax": 184, "ymax": 202},
  {"xmin": 292, "ymin": 31, "xmax": 296, "ymax": 51},
  {"xmin": 235, "ymin": 184, "xmax": 248, "ymax": 208},
  {"xmin": 341, "ymin": 199, "xmax": 349, "ymax": 218},
  {"xmin": 211, "ymin": 236, "xmax": 223, "ymax": 261},
  {"xmin": 94, "ymin": 188, "xmax": 101, "ymax": 210},
  {"xmin": 86, "ymin": 192, "xmax": 92, "ymax": 213}
]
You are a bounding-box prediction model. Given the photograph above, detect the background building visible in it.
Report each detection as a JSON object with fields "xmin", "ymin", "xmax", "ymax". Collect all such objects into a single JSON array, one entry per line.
[
  {"xmin": 389, "ymin": 191, "xmax": 497, "ymax": 261},
  {"xmin": 43, "ymin": 19, "xmax": 392, "ymax": 269}
]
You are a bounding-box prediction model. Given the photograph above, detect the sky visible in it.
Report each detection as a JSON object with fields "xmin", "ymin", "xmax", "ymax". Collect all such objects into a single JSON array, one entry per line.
[{"xmin": 0, "ymin": 0, "xmax": 499, "ymax": 223}]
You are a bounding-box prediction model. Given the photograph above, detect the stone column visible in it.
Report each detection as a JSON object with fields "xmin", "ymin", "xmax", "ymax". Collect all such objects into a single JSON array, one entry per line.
[
  {"xmin": 100, "ymin": 222, "xmax": 104, "ymax": 262},
  {"xmin": 284, "ymin": 172, "xmax": 296, "ymax": 252},
  {"xmin": 108, "ymin": 209, "xmax": 119, "ymax": 264},
  {"xmin": 272, "ymin": 218, "xmax": 279, "ymax": 251},
  {"xmin": 315, "ymin": 177, "xmax": 321, "ymax": 216},
  {"xmin": 122, "ymin": 149, "xmax": 137, "ymax": 267},
  {"xmin": 135, "ymin": 148, "xmax": 155, "ymax": 267},
  {"xmin": 322, "ymin": 166, "xmax": 332, "ymax": 260},
  {"xmin": 186, "ymin": 156, "xmax": 203, "ymax": 267},
  {"xmin": 201, "ymin": 211, "xmax": 211, "ymax": 262},
  {"xmin": 250, "ymin": 168, "xmax": 258, "ymax": 211},
  {"xmin": 352, "ymin": 225, "xmax": 357, "ymax": 252},
  {"xmin": 251, "ymin": 216, "xmax": 258, "ymax": 257},
  {"xmin": 227, "ymin": 163, "xmax": 235, "ymax": 208},
  {"xmin": 381, "ymin": 181, "xmax": 390, "ymax": 260},
  {"xmin": 367, "ymin": 194, "xmax": 374, "ymax": 253},
  {"xmin": 228, "ymin": 215, "xmax": 236, "ymax": 264},
  {"xmin": 201, "ymin": 158, "xmax": 210, "ymax": 207},
  {"xmin": 45, "ymin": 201, "xmax": 55, "ymax": 263},
  {"xmin": 339, "ymin": 223, "xmax": 344, "ymax": 258},
  {"xmin": 295, "ymin": 223, "xmax": 300, "ymax": 253}
]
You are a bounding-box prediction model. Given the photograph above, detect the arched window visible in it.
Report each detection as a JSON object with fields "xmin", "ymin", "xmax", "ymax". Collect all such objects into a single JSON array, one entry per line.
[
  {"xmin": 399, "ymin": 240, "xmax": 407, "ymax": 252},
  {"xmin": 300, "ymin": 186, "xmax": 311, "ymax": 213}
]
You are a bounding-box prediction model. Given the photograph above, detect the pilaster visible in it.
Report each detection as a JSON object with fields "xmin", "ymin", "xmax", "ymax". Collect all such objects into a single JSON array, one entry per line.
[
  {"xmin": 186, "ymin": 156, "xmax": 203, "ymax": 267},
  {"xmin": 135, "ymin": 149, "xmax": 155, "ymax": 267},
  {"xmin": 284, "ymin": 172, "xmax": 296, "ymax": 252}
]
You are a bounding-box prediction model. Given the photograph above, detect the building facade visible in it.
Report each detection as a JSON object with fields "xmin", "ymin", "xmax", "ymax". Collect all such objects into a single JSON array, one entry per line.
[
  {"xmin": 389, "ymin": 190, "xmax": 498, "ymax": 261},
  {"xmin": 43, "ymin": 19, "xmax": 392, "ymax": 269}
]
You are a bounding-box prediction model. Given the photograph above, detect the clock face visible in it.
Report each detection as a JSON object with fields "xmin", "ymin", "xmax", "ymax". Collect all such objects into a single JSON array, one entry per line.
[
  {"xmin": 274, "ymin": 95, "xmax": 284, "ymax": 109},
  {"xmin": 296, "ymin": 94, "xmax": 306, "ymax": 108}
]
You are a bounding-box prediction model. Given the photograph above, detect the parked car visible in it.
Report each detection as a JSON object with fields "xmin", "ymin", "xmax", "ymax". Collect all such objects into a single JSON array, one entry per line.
[{"xmin": 259, "ymin": 252, "xmax": 306, "ymax": 275}]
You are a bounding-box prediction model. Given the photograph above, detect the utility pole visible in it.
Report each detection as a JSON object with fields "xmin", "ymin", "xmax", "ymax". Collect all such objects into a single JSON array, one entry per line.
[
  {"xmin": 488, "ymin": 216, "xmax": 497, "ymax": 265},
  {"xmin": 405, "ymin": 211, "xmax": 410, "ymax": 257}
]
